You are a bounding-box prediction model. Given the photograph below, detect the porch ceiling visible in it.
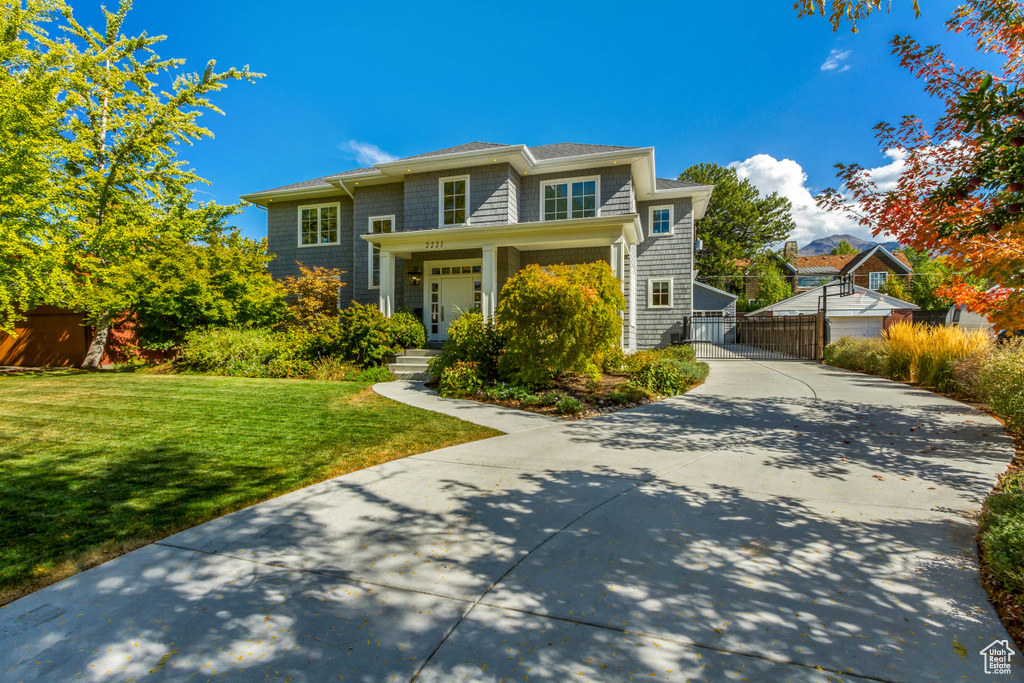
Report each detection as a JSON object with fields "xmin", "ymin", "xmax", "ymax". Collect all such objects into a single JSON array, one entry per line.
[{"xmin": 360, "ymin": 214, "xmax": 642, "ymax": 259}]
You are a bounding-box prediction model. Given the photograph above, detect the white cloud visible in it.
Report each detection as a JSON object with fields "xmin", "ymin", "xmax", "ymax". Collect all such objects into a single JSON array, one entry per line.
[
  {"xmin": 340, "ymin": 140, "xmax": 396, "ymax": 165},
  {"xmin": 728, "ymin": 152, "xmax": 905, "ymax": 246},
  {"xmin": 821, "ymin": 49, "xmax": 851, "ymax": 72}
]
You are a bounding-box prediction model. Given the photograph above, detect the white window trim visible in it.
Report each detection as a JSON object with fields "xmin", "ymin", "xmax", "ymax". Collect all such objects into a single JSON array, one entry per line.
[
  {"xmin": 539, "ymin": 174, "xmax": 602, "ymax": 221},
  {"xmin": 649, "ymin": 204, "xmax": 674, "ymax": 236},
  {"xmin": 296, "ymin": 202, "xmax": 341, "ymax": 248},
  {"xmin": 647, "ymin": 278, "xmax": 673, "ymax": 309},
  {"xmin": 367, "ymin": 215, "xmax": 396, "ymax": 290},
  {"xmin": 868, "ymin": 271, "xmax": 888, "ymax": 291},
  {"xmin": 438, "ymin": 175, "xmax": 470, "ymax": 227}
]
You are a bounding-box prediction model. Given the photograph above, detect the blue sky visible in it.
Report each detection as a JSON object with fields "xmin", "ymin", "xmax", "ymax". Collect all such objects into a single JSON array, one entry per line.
[{"xmin": 79, "ymin": 0, "xmax": 988, "ymax": 246}]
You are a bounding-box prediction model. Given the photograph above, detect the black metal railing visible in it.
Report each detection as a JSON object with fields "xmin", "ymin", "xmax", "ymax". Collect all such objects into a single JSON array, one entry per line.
[{"xmin": 679, "ymin": 315, "xmax": 819, "ymax": 360}]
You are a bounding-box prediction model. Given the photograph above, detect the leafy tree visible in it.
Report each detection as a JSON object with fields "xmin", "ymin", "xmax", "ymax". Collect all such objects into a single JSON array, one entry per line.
[
  {"xmin": 93, "ymin": 219, "xmax": 286, "ymax": 347},
  {"xmin": 817, "ymin": 0, "xmax": 1023, "ymax": 330},
  {"xmin": 0, "ymin": 0, "xmax": 76, "ymax": 329},
  {"xmin": 0, "ymin": 0, "xmax": 262, "ymax": 366},
  {"xmin": 795, "ymin": 0, "xmax": 919, "ymax": 32},
  {"xmin": 829, "ymin": 240, "xmax": 859, "ymax": 255},
  {"xmin": 496, "ymin": 263, "xmax": 624, "ymax": 386},
  {"xmin": 752, "ymin": 258, "xmax": 792, "ymax": 306},
  {"xmin": 878, "ymin": 274, "xmax": 909, "ymax": 301},
  {"xmin": 679, "ymin": 164, "xmax": 795, "ymax": 292}
]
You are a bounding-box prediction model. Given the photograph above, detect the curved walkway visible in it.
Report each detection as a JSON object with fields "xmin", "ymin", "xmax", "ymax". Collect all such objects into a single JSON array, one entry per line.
[{"xmin": 1, "ymin": 361, "xmax": 1018, "ymax": 681}]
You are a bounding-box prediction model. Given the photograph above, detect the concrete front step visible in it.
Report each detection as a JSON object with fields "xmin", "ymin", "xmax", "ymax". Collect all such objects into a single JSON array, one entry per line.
[{"xmin": 388, "ymin": 349, "xmax": 439, "ymax": 380}]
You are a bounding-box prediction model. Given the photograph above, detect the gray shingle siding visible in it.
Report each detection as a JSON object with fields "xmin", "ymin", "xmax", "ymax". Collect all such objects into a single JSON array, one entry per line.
[
  {"xmin": 521, "ymin": 247, "xmax": 610, "ymax": 268},
  {"xmin": 635, "ymin": 197, "xmax": 694, "ymax": 348},
  {"xmin": 518, "ymin": 166, "xmax": 632, "ymax": 223},
  {"xmin": 266, "ymin": 194, "xmax": 353, "ymax": 298},
  {"xmin": 403, "ymin": 163, "xmax": 514, "ymax": 232},
  {"xmin": 351, "ymin": 182, "xmax": 405, "ymax": 307}
]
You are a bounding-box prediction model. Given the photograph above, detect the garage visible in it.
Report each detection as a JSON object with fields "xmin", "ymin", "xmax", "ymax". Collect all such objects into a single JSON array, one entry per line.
[
  {"xmin": 749, "ymin": 283, "xmax": 917, "ymax": 340},
  {"xmin": 829, "ymin": 316, "xmax": 884, "ymax": 339}
]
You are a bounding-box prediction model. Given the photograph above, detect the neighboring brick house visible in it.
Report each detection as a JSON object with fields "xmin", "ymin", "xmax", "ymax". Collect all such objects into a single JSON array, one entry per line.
[
  {"xmin": 737, "ymin": 244, "xmax": 912, "ymax": 299},
  {"xmin": 241, "ymin": 142, "xmax": 716, "ymax": 349}
]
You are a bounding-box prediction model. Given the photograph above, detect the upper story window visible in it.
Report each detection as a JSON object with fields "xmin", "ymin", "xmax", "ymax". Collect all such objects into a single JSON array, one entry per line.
[
  {"xmin": 368, "ymin": 215, "xmax": 394, "ymax": 289},
  {"xmin": 439, "ymin": 176, "xmax": 469, "ymax": 226},
  {"xmin": 650, "ymin": 205, "xmax": 673, "ymax": 235},
  {"xmin": 541, "ymin": 176, "xmax": 599, "ymax": 221},
  {"xmin": 869, "ymin": 271, "xmax": 888, "ymax": 291},
  {"xmin": 298, "ymin": 203, "xmax": 339, "ymax": 246}
]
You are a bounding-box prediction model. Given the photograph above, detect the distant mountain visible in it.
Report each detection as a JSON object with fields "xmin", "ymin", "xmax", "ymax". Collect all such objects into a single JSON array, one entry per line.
[{"xmin": 799, "ymin": 233, "xmax": 902, "ymax": 256}]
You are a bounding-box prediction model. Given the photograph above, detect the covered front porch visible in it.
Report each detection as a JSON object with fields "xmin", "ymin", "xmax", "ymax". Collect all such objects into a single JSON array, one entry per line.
[{"xmin": 362, "ymin": 215, "xmax": 642, "ymax": 344}]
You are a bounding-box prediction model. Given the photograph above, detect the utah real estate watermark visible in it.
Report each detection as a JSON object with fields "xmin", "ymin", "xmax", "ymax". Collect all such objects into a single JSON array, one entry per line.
[{"xmin": 980, "ymin": 639, "xmax": 1016, "ymax": 675}]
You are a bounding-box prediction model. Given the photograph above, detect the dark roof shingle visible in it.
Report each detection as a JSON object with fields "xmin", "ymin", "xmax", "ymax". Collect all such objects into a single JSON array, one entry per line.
[
  {"xmin": 529, "ymin": 142, "xmax": 640, "ymax": 160},
  {"xmin": 398, "ymin": 142, "xmax": 509, "ymax": 161},
  {"xmin": 656, "ymin": 178, "xmax": 707, "ymax": 190}
]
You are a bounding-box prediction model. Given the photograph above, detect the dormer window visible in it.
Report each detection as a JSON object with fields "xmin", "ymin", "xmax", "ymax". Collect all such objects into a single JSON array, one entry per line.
[
  {"xmin": 541, "ymin": 176, "xmax": 599, "ymax": 221},
  {"xmin": 439, "ymin": 176, "xmax": 469, "ymax": 226}
]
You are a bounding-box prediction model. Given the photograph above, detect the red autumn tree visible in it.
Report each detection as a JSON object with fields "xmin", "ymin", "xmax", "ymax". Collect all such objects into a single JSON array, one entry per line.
[{"xmin": 817, "ymin": 0, "xmax": 1024, "ymax": 330}]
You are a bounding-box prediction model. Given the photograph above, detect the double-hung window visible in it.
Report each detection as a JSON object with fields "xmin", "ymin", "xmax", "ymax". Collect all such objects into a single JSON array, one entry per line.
[
  {"xmin": 869, "ymin": 271, "xmax": 888, "ymax": 291},
  {"xmin": 368, "ymin": 215, "xmax": 394, "ymax": 288},
  {"xmin": 298, "ymin": 203, "xmax": 340, "ymax": 246},
  {"xmin": 439, "ymin": 176, "xmax": 469, "ymax": 226},
  {"xmin": 541, "ymin": 176, "xmax": 598, "ymax": 221},
  {"xmin": 650, "ymin": 205, "xmax": 673, "ymax": 235},
  {"xmin": 648, "ymin": 279, "xmax": 673, "ymax": 308}
]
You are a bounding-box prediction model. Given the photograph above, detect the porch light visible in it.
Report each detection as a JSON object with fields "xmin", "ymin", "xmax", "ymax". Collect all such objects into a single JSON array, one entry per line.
[{"xmin": 407, "ymin": 265, "xmax": 423, "ymax": 287}]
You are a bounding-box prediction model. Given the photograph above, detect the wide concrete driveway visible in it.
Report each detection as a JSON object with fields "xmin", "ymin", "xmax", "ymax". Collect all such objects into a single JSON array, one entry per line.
[{"xmin": 1, "ymin": 360, "xmax": 1019, "ymax": 681}]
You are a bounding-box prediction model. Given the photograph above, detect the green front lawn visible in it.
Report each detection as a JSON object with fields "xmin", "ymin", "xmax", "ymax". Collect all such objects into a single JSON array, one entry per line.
[{"xmin": 0, "ymin": 372, "xmax": 499, "ymax": 604}]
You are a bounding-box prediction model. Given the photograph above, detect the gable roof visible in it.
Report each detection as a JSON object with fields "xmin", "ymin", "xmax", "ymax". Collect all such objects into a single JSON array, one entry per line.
[
  {"xmin": 840, "ymin": 245, "xmax": 912, "ymax": 275},
  {"xmin": 749, "ymin": 283, "xmax": 918, "ymax": 317},
  {"xmin": 398, "ymin": 141, "xmax": 509, "ymax": 161},
  {"xmin": 656, "ymin": 178, "xmax": 708, "ymax": 190},
  {"xmin": 693, "ymin": 281, "xmax": 738, "ymax": 311},
  {"xmin": 529, "ymin": 142, "xmax": 642, "ymax": 160}
]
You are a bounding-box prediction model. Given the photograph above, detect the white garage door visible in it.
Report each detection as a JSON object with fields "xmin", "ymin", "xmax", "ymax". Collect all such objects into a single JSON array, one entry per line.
[{"xmin": 830, "ymin": 316, "xmax": 885, "ymax": 339}]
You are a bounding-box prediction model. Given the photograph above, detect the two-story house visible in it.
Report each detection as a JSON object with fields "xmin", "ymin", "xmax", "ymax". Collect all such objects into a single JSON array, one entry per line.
[{"xmin": 241, "ymin": 142, "xmax": 715, "ymax": 350}]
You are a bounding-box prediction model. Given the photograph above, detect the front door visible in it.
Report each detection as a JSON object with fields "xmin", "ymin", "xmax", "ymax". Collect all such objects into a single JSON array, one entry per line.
[{"xmin": 439, "ymin": 277, "xmax": 475, "ymax": 339}]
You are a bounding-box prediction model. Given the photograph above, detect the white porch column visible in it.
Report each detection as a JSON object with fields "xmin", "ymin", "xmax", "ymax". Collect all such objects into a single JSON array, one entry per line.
[
  {"xmin": 379, "ymin": 250, "xmax": 395, "ymax": 318},
  {"xmin": 611, "ymin": 239, "xmax": 626, "ymax": 347},
  {"xmin": 481, "ymin": 244, "xmax": 498, "ymax": 322}
]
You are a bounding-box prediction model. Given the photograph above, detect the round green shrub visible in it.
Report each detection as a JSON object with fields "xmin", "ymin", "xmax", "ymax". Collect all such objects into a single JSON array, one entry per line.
[
  {"xmin": 338, "ymin": 302, "xmax": 398, "ymax": 367},
  {"xmin": 439, "ymin": 361, "xmax": 483, "ymax": 398},
  {"xmin": 428, "ymin": 311, "xmax": 505, "ymax": 381},
  {"xmin": 390, "ymin": 310, "xmax": 427, "ymax": 349}
]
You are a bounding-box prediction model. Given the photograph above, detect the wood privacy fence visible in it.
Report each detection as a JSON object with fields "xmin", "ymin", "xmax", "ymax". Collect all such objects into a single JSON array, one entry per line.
[{"xmin": 681, "ymin": 314, "xmax": 820, "ymax": 361}]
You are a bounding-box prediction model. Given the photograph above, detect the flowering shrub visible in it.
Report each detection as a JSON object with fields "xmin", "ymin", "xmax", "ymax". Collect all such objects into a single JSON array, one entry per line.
[{"xmin": 428, "ymin": 311, "xmax": 505, "ymax": 382}]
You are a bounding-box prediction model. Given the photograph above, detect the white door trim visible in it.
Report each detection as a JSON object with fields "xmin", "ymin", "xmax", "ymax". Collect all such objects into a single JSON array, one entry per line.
[{"xmin": 422, "ymin": 258, "xmax": 484, "ymax": 342}]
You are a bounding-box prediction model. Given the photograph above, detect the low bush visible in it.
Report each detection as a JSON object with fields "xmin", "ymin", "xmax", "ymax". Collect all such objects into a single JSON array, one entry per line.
[
  {"xmin": 338, "ymin": 302, "xmax": 398, "ymax": 367},
  {"xmin": 482, "ymin": 383, "xmax": 537, "ymax": 403},
  {"xmin": 428, "ymin": 311, "xmax": 505, "ymax": 382},
  {"xmin": 630, "ymin": 358, "xmax": 708, "ymax": 397},
  {"xmin": 663, "ymin": 344, "xmax": 697, "ymax": 363},
  {"xmin": 975, "ymin": 338, "xmax": 1024, "ymax": 433},
  {"xmin": 622, "ymin": 350, "xmax": 661, "ymax": 376},
  {"xmin": 390, "ymin": 309, "xmax": 427, "ymax": 350},
  {"xmin": 555, "ymin": 395, "xmax": 584, "ymax": 415},
  {"xmin": 823, "ymin": 336, "xmax": 890, "ymax": 375},
  {"xmin": 308, "ymin": 358, "xmax": 395, "ymax": 383},
  {"xmin": 177, "ymin": 327, "xmax": 280, "ymax": 376},
  {"xmin": 979, "ymin": 468, "xmax": 1024, "ymax": 612},
  {"xmin": 438, "ymin": 361, "xmax": 483, "ymax": 398},
  {"xmin": 600, "ymin": 346, "xmax": 626, "ymax": 374},
  {"xmin": 607, "ymin": 383, "xmax": 654, "ymax": 405}
]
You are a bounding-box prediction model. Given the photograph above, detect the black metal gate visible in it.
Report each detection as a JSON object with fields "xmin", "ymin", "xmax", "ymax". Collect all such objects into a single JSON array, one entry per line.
[{"xmin": 679, "ymin": 314, "xmax": 819, "ymax": 360}]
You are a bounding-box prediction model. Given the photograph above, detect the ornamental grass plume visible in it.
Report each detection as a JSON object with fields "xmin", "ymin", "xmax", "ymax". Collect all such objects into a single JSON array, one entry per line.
[{"xmin": 884, "ymin": 321, "xmax": 993, "ymax": 390}]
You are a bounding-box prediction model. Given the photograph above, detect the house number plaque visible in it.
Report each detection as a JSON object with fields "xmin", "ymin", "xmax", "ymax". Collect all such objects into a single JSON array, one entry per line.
[{"xmin": 425, "ymin": 241, "xmax": 444, "ymax": 249}]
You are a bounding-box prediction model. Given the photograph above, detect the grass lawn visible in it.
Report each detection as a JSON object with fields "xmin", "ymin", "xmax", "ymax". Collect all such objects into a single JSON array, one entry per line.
[{"xmin": 0, "ymin": 372, "xmax": 499, "ymax": 604}]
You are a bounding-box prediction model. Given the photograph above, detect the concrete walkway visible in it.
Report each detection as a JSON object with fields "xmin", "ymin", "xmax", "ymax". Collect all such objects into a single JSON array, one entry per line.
[{"xmin": 1, "ymin": 361, "xmax": 1018, "ymax": 681}]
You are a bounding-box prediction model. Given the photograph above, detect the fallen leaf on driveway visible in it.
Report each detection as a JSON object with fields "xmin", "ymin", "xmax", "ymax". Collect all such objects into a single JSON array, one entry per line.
[{"xmin": 873, "ymin": 475, "xmax": 886, "ymax": 481}]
